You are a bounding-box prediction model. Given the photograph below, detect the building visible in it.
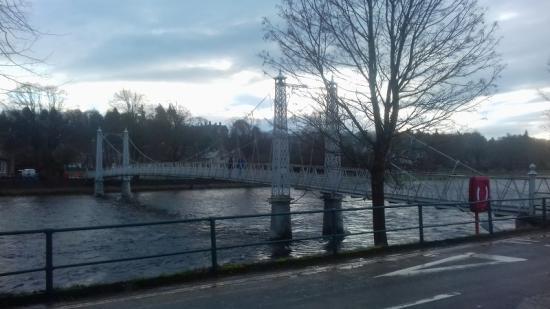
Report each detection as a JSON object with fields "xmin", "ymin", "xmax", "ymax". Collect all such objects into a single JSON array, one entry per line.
[
  {"xmin": 0, "ymin": 156, "xmax": 8, "ymax": 177},
  {"xmin": 0, "ymin": 149, "xmax": 11, "ymax": 177}
]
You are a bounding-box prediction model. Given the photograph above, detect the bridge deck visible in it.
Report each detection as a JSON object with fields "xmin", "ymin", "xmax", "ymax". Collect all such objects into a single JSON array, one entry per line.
[{"xmin": 88, "ymin": 162, "xmax": 550, "ymax": 216}]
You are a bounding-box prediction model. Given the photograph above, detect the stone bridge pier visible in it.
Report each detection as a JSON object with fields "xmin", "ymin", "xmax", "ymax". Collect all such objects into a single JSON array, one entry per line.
[
  {"xmin": 322, "ymin": 193, "xmax": 344, "ymax": 236},
  {"xmin": 269, "ymin": 196, "xmax": 293, "ymax": 240}
]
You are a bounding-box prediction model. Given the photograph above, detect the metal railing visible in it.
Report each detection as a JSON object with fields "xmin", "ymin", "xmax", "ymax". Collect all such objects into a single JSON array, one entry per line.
[
  {"xmin": 87, "ymin": 162, "xmax": 550, "ymax": 216},
  {"xmin": 0, "ymin": 197, "xmax": 546, "ymax": 296}
]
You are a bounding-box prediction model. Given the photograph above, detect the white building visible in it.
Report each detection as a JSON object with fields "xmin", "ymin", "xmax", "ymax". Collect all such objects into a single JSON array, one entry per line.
[{"xmin": 0, "ymin": 149, "xmax": 10, "ymax": 177}]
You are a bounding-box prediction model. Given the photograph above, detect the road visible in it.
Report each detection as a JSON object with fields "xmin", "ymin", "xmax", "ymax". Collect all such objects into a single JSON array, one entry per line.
[{"xmin": 33, "ymin": 232, "xmax": 550, "ymax": 309}]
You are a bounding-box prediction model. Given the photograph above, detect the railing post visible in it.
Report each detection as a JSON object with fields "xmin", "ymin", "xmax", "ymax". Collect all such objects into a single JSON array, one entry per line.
[
  {"xmin": 543, "ymin": 198, "xmax": 547, "ymax": 227},
  {"xmin": 418, "ymin": 204, "xmax": 424, "ymax": 244},
  {"xmin": 487, "ymin": 201, "xmax": 494, "ymax": 235},
  {"xmin": 45, "ymin": 230, "xmax": 54, "ymax": 296},
  {"xmin": 209, "ymin": 218, "xmax": 218, "ymax": 272}
]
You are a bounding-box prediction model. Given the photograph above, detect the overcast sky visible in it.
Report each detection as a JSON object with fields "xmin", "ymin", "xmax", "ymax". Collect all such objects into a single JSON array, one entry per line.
[{"xmin": 20, "ymin": 0, "xmax": 550, "ymax": 138}]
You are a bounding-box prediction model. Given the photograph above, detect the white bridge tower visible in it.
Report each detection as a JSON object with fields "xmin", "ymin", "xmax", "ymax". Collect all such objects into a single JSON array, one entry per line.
[
  {"xmin": 94, "ymin": 128, "xmax": 104, "ymax": 197},
  {"xmin": 94, "ymin": 128, "xmax": 132, "ymax": 198},
  {"xmin": 270, "ymin": 71, "xmax": 292, "ymax": 240},
  {"xmin": 121, "ymin": 128, "xmax": 132, "ymax": 199},
  {"xmin": 322, "ymin": 78, "xmax": 344, "ymax": 236}
]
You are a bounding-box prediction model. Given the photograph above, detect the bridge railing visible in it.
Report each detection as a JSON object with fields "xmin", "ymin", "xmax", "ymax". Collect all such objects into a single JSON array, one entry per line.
[
  {"xmin": 384, "ymin": 172, "xmax": 550, "ymax": 214},
  {"xmin": 88, "ymin": 162, "xmax": 550, "ymax": 214},
  {"xmin": 0, "ymin": 197, "xmax": 546, "ymax": 297},
  {"xmin": 92, "ymin": 162, "xmax": 372, "ymax": 194}
]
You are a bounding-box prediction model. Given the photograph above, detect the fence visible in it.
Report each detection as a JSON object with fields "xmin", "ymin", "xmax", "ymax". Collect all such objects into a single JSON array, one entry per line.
[{"xmin": 0, "ymin": 197, "xmax": 546, "ymax": 296}]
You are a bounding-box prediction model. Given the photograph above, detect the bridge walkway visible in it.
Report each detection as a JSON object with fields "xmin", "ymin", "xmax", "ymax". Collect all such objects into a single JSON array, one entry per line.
[{"xmin": 89, "ymin": 162, "xmax": 550, "ymax": 216}]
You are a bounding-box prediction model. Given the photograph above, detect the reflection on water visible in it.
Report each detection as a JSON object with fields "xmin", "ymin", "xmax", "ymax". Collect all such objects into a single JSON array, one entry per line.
[{"xmin": 0, "ymin": 187, "xmax": 515, "ymax": 294}]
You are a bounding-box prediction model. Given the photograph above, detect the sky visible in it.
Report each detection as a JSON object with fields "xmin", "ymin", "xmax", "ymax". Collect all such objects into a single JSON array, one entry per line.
[{"xmin": 14, "ymin": 0, "xmax": 550, "ymax": 138}]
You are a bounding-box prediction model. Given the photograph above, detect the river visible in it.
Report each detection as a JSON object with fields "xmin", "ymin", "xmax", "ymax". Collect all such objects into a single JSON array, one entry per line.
[{"xmin": 0, "ymin": 187, "xmax": 514, "ymax": 294}]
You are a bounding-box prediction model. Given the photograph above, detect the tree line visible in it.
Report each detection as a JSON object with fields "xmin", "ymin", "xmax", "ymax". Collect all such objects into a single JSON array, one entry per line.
[
  {"xmin": 0, "ymin": 87, "xmax": 274, "ymax": 180},
  {"xmin": 392, "ymin": 131, "xmax": 550, "ymax": 174},
  {"xmin": 1, "ymin": 86, "xmax": 547, "ymax": 180}
]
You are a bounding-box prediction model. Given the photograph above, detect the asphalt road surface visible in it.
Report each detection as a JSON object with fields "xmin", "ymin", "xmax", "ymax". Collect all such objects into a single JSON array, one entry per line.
[{"xmin": 31, "ymin": 232, "xmax": 550, "ymax": 309}]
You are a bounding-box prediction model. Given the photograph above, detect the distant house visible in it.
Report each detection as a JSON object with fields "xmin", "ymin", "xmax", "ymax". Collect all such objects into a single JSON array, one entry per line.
[
  {"xmin": 0, "ymin": 150, "xmax": 8, "ymax": 177},
  {"xmin": 64, "ymin": 163, "xmax": 87, "ymax": 179},
  {"xmin": 0, "ymin": 147, "xmax": 15, "ymax": 177}
]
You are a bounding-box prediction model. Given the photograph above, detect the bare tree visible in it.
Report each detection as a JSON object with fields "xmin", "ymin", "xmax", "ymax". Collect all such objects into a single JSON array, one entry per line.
[
  {"xmin": 0, "ymin": 0, "xmax": 39, "ymax": 86},
  {"xmin": 41, "ymin": 85, "xmax": 65, "ymax": 111},
  {"xmin": 110, "ymin": 89, "xmax": 146, "ymax": 121},
  {"xmin": 6, "ymin": 83, "xmax": 65, "ymax": 114},
  {"xmin": 263, "ymin": 0, "xmax": 502, "ymax": 245}
]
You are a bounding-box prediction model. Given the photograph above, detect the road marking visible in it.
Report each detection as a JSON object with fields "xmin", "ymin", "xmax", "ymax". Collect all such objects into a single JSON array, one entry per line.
[
  {"xmin": 376, "ymin": 252, "xmax": 526, "ymax": 277},
  {"xmin": 496, "ymin": 237, "xmax": 540, "ymax": 244},
  {"xmin": 497, "ymin": 237, "xmax": 540, "ymax": 245},
  {"xmin": 502, "ymin": 240, "xmax": 538, "ymax": 245},
  {"xmin": 384, "ymin": 292, "xmax": 461, "ymax": 309},
  {"xmin": 518, "ymin": 239, "xmax": 539, "ymax": 243}
]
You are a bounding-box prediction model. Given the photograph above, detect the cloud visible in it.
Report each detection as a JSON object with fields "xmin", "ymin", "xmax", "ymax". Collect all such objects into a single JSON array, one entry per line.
[
  {"xmin": 478, "ymin": 0, "xmax": 550, "ymax": 92},
  {"xmin": 29, "ymin": 0, "xmax": 278, "ymax": 83},
  {"xmin": 32, "ymin": 0, "xmax": 550, "ymax": 90},
  {"xmin": 59, "ymin": 21, "xmax": 266, "ymax": 82},
  {"xmin": 24, "ymin": 0, "xmax": 550, "ymax": 138},
  {"xmin": 475, "ymin": 110, "xmax": 545, "ymax": 138},
  {"xmin": 454, "ymin": 87, "xmax": 549, "ymax": 138},
  {"xmin": 497, "ymin": 12, "xmax": 519, "ymax": 22},
  {"xmin": 228, "ymin": 94, "xmax": 267, "ymax": 107}
]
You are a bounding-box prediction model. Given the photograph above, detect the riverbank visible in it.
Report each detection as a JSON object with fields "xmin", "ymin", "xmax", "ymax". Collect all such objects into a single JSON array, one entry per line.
[{"xmin": 0, "ymin": 179, "xmax": 264, "ymax": 196}]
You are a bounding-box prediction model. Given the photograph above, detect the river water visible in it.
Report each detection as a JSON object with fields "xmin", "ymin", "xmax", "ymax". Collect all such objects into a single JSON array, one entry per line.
[{"xmin": 0, "ymin": 187, "xmax": 515, "ymax": 294}]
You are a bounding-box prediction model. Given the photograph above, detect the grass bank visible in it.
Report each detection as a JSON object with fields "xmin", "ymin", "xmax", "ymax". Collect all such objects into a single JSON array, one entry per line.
[{"xmin": 0, "ymin": 179, "xmax": 264, "ymax": 196}]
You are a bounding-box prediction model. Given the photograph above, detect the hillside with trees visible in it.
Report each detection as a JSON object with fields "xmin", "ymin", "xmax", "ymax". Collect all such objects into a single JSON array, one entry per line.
[{"xmin": 1, "ymin": 95, "xmax": 549, "ymax": 180}]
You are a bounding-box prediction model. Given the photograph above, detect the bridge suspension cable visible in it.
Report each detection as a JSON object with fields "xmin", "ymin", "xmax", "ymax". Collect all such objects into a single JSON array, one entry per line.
[
  {"xmin": 243, "ymin": 95, "xmax": 270, "ymax": 124},
  {"xmin": 128, "ymin": 137, "xmax": 158, "ymax": 163},
  {"xmin": 171, "ymin": 95, "xmax": 272, "ymax": 163},
  {"xmin": 404, "ymin": 133, "xmax": 482, "ymax": 175},
  {"xmin": 102, "ymin": 135, "xmax": 122, "ymax": 161}
]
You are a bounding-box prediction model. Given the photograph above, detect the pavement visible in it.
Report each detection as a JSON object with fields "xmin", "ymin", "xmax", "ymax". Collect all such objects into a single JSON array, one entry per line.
[{"xmin": 26, "ymin": 232, "xmax": 550, "ymax": 309}]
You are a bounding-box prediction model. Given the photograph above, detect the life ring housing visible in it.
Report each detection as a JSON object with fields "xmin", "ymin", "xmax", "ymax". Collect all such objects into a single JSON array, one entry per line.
[{"xmin": 469, "ymin": 176, "xmax": 490, "ymax": 212}]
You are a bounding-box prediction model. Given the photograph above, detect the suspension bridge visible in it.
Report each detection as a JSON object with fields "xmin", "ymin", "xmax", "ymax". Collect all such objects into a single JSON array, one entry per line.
[{"xmin": 87, "ymin": 73, "xmax": 550, "ymax": 239}]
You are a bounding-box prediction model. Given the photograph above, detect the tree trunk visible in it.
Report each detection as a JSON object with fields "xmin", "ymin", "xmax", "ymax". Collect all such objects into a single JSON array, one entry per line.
[{"xmin": 371, "ymin": 148, "xmax": 388, "ymax": 246}]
